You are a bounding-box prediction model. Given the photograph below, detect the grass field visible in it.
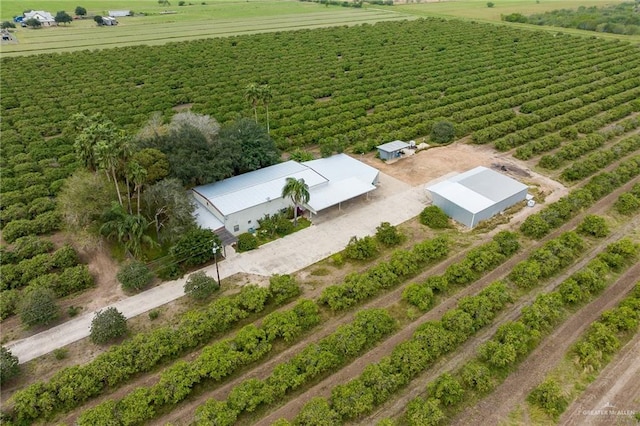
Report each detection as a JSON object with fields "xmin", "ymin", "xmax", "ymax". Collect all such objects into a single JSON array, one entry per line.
[{"xmin": 1, "ymin": 0, "xmax": 636, "ymax": 56}]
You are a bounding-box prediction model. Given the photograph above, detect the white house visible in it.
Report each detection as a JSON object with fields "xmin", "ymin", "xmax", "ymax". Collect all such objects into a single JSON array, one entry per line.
[
  {"xmin": 23, "ymin": 10, "xmax": 56, "ymax": 26},
  {"xmin": 108, "ymin": 10, "xmax": 131, "ymax": 17},
  {"xmin": 102, "ymin": 16, "xmax": 118, "ymax": 26},
  {"xmin": 192, "ymin": 154, "xmax": 380, "ymax": 235}
]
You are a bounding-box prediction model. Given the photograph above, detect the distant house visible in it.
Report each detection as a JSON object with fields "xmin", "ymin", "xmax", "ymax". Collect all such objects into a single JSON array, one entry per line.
[
  {"xmin": 102, "ymin": 16, "xmax": 118, "ymax": 26},
  {"xmin": 192, "ymin": 154, "xmax": 380, "ymax": 236},
  {"xmin": 108, "ymin": 10, "xmax": 131, "ymax": 17},
  {"xmin": 23, "ymin": 10, "xmax": 56, "ymax": 26},
  {"xmin": 377, "ymin": 140, "xmax": 410, "ymax": 161}
]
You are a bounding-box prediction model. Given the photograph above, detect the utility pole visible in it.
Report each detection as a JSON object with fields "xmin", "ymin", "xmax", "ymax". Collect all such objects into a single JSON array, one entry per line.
[{"xmin": 212, "ymin": 242, "xmax": 221, "ymax": 288}]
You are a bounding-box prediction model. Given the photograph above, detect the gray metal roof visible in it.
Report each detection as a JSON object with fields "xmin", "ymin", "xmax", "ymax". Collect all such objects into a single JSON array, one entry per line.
[
  {"xmin": 427, "ymin": 166, "xmax": 528, "ymax": 214},
  {"xmin": 377, "ymin": 140, "xmax": 410, "ymax": 153},
  {"xmin": 193, "ymin": 154, "xmax": 380, "ymax": 217}
]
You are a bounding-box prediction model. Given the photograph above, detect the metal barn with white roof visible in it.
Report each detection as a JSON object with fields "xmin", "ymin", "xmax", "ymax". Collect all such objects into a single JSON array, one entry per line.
[
  {"xmin": 426, "ymin": 166, "xmax": 528, "ymax": 228},
  {"xmin": 192, "ymin": 154, "xmax": 379, "ymax": 235}
]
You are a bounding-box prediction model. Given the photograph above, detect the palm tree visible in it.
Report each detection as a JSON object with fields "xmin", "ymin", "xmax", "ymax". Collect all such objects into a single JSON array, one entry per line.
[
  {"xmin": 245, "ymin": 83, "xmax": 260, "ymax": 123},
  {"xmin": 127, "ymin": 161, "xmax": 148, "ymax": 216},
  {"xmin": 281, "ymin": 177, "xmax": 310, "ymax": 226},
  {"xmin": 94, "ymin": 140, "xmax": 124, "ymax": 207},
  {"xmin": 259, "ymin": 84, "xmax": 273, "ymax": 134},
  {"xmin": 100, "ymin": 202, "xmax": 156, "ymax": 257}
]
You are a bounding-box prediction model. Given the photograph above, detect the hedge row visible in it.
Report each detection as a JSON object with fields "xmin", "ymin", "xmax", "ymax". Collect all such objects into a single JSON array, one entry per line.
[
  {"xmin": 403, "ymin": 231, "xmax": 519, "ymax": 310},
  {"xmin": 404, "ymin": 238, "xmax": 639, "ymax": 424},
  {"xmin": 319, "ymin": 235, "xmax": 450, "ymax": 311},
  {"xmin": 294, "ymin": 282, "xmax": 511, "ymax": 423},
  {"xmin": 1, "ymin": 211, "xmax": 62, "ymax": 244},
  {"xmin": 77, "ymin": 299, "xmax": 321, "ymax": 425},
  {"xmin": 520, "ymin": 155, "xmax": 640, "ymax": 239},
  {"xmin": 614, "ymin": 183, "xmax": 640, "ymax": 215},
  {"xmin": 194, "ymin": 308, "xmax": 397, "ymax": 425},
  {"xmin": 0, "ymin": 236, "xmax": 54, "ymax": 265},
  {"xmin": 560, "ymin": 134, "xmax": 640, "ymax": 182},
  {"xmin": 528, "ymin": 282, "xmax": 640, "ymax": 419},
  {"xmin": 6, "ymin": 276, "xmax": 300, "ymax": 424},
  {"xmin": 0, "ymin": 245, "xmax": 79, "ymax": 291}
]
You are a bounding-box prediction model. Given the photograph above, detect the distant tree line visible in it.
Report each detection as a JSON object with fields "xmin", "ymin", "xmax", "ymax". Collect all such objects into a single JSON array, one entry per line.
[{"xmin": 503, "ymin": 2, "xmax": 640, "ymax": 35}]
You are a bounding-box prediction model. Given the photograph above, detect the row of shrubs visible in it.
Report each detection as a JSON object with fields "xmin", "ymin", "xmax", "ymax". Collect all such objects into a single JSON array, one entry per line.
[
  {"xmin": 77, "ymin": 299, "xmax": 321, "ymax": 425},
  {"xmin": 0, "ymin": 244, "xmax": 79, "ymax": 291},
  {"xmin": 403, "ymin": 231, "xmax": 520, "ymax": 310},
  {"xmin": 293, "ymin": 282, "xmax": 512, "ymax": 423},
  {"xmin": 193, "ymin": 308, "xmax": 397, "ymax": 425},
  {"xmin": 528, "ymin": 281, "xmax": 640, "ymax": 419},
  {"xmin": 614, "ymin": 183, "xmax": 640, "ymax": 215},
  {"xmin": 520, "ymin": 155, "xmax": 640, "ymax": 239},
  {"xmin": 319, "ymin": 235, "xmax": 450, "ymax": 311},
  {"xmin": 5, "ymin": 275, "xmax": 300, "ymax": 424},
  {"xmin": 403, "ymin": 238, "xmax": 639, "ymax": 424},
  {"xmin": 1, "ymin": 211, "xmax": 62, "ymax": 244},
  {"xmin": 537, "ymin": 113, "xmax": 640, "ymax": 169}
]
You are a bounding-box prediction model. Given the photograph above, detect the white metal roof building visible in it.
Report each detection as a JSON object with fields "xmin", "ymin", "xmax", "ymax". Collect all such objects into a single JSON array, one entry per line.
[
  {"xmin": 426, "ymin": 166, "xmax": 528, "ymax": 228},
  {"xmin": 377, "ymin": 140, "xmax": 410, "ymax": 161},
  {"xmin": 192, "ymin": 154, "xmax": 379, "ymax": 235}
]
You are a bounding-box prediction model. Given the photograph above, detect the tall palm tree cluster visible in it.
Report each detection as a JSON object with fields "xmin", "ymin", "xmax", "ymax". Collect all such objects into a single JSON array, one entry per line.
[
  {"xmin": 244, "ymin": 83, "xmax": 273, "ymax": 133},
  {"xmin": 71, "ymin": 113, "xmax": 158, "ymax": 256}
]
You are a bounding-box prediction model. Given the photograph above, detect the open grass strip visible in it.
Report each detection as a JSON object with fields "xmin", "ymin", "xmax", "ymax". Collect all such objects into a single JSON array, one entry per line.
[
  {"xmin": 526, "ymin": 281, "xmax": 640, "ymax": 421},
  {"xmin": 520, "ymin": 155, "xmax": 640, "ymax": 239},
  {"xmin": 192, "ymin": 308, "xmax": 397, "ymax": 425},
  {"xmin": 400, "ymin": 238, "xmax": 639, "ymax": 425},
  {"xmin": 292, "ymin": 231, "xmax": 586, "ymax": 422},
  {"xmin": 76, "ymin": 299, "xmax": 321, "ymax": 425},
  {"xmin": 5, "ymin": 276, "xmax": 300, "ymax": 424}
]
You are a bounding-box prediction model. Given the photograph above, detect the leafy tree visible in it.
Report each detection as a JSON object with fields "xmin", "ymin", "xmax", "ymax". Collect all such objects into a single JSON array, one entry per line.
[
  {"xmin": 18, "ymin": 287, "xmax": 59, "ymax": 327},
  {"xmin": 126, "ymin": 160, "xmax": 147, "ymax": 215},
  {"xmin": 427, "ymin": 373, "xmax": 464, "ymax": 406},
  {"xmin": 90, "ymin": 307, "xmax": 127, "ymax": 344},
  {"xmin": 184, "ymin": 271, "xmax": 220, "ymax": 300},
  {"xmin": 294, "ymin": 397, "xmax": 341, "ymax": 426},
  {"xmin": 527, "ymin": 379, "xmax": 568, "ymax": 417},
  {"xmin": 75, "ymin": 6, "xmax": 87, "ymax": 16},
  {"xmin": 57, "ymin": 171, "xmax": 115, "ymax": 234},
  {"xmin": 460, "ymin": 361, "xmax": 493, "ymax": 393},
  {"xmin": 55, "ymin": 11, "xmax": 73, "ymax": 24},
  {"xmin": 577, "ymin": 214, "xmax": 609, "ymax": 238},
  {"xmin": 430, "ymin": 121, "xmax": 456, "ymax": 144},
  {"xmin": 614, "ymin": 193, "xmax": 640, "ymax": 215},
  {"xmin": 1, "ymin": 21, "xmax": 16, "ymax": 29},
  {"xmin": 268, "ymin": 274, "xmax": 300, "ymax": 304},
  {"xmin": 376, "ymin": 221, "xmax": 403, "ymax": 246},
  {"xmin": 331, "ymin": 380, "xmax": 375, "ymax": 419},
  {"xmin": 142, "ymin": 178, "xmax": 195, "ymax": 243},
  {"xmin": 406, "ymin": 397, "xmax": 445, "ymax": 426},
  {"xmin": 195, "ymin": 399, "xmax": 237, "ymax": 426},
  {"xmin": 419, "ymin": 206, "xmax": 450, "ymax": 229},
  {"xmin": 0, "ymin": 346, "xmax": 20, "ymax": 385},
  {"xmin": 237, "ymin": 232, "xmax": 259, "ymax": 252},
  {"xmin": 344, "ymin": 235, "xmax": 378, "ymax": 261},
  {"xmin": 25, "ymin": 18, "xmax": 41, "ymax": 28},
  {"xmin": 487, "ymin": 2, "xmax": 495, "ymax": 7},
  {"xmin": 168, "ymin": 111, "xmax": 220, "ymax": 144},
  {"xmin": 217, "ymin": 118, "xmax": 280, "ymax": 175},
  {"xmin": 169, "ymin": 228, "xmax": 219, "ymax": 268},
  {"xmin": 93, "ymin": 15, "xmax": 103, "ymax": 25},
  {"xmin": 117, "ymin": 260, "xmax": 154, "ymax": 291},
  {"xmin": 131, "ymin": 148, "xmax": 169, "ymax": 184},
  {"xmin": 282, "ymin": 177, "xmax": 310, "ymax": 226}
]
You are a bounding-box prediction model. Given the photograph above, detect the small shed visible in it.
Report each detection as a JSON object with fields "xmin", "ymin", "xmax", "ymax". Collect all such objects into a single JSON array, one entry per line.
[
  {"xmin": 427, "ymin": 166, "xmax": 528, "ymax": 228},
  {"xmin": 377, "ymin": 140, "xmax": 410, "ymax": 161}
]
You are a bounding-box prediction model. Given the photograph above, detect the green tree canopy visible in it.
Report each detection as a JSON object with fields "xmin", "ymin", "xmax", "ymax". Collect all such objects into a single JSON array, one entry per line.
[
  {"xmin": 217, "ymin": 118, "xmax": 280, "ymax": 175},
  {"xmin": 75, "ymin": 6, "xmax": 87, "ymax": 16},
  {"xmin": 55, "ymin": 11, "xmax": 73, "ymax": 24},
  {"xmin": 18, "ymin": 287, "xmax": 59, "ymax": 327},
  {"xmin": 90, "ymin": 307, "xmax": 128, "ymax": 344},
  {"xmin": 184, "ymin": 271, "xmax": 220, "ymax": 300},
  {"xmin": 0, "ymin": 347, "xmax": 20, "ymax": 386},
  {"xmin": 142, "ymin": 178, "xmax": 196, "ymax": 243},
  {"xmin": 117, "ymin": 260, "xmax": 154, "ymax": 292}
]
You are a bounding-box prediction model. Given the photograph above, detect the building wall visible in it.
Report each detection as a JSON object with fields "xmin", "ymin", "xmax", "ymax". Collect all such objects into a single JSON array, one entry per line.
[
  {"xmin": 431, "ymin": 194, "xmax": 475, "ymax": 228},
  {"xmin": 472, "ymin": 188, "xmax": 528, "ymax": 227},
  {"xmin": 226, "ymin": 198, "xmax": 292, "ymax": 235},
  {"xmin": 378, "ymin": 150, "xmax": 396, "ymax": 161}
]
